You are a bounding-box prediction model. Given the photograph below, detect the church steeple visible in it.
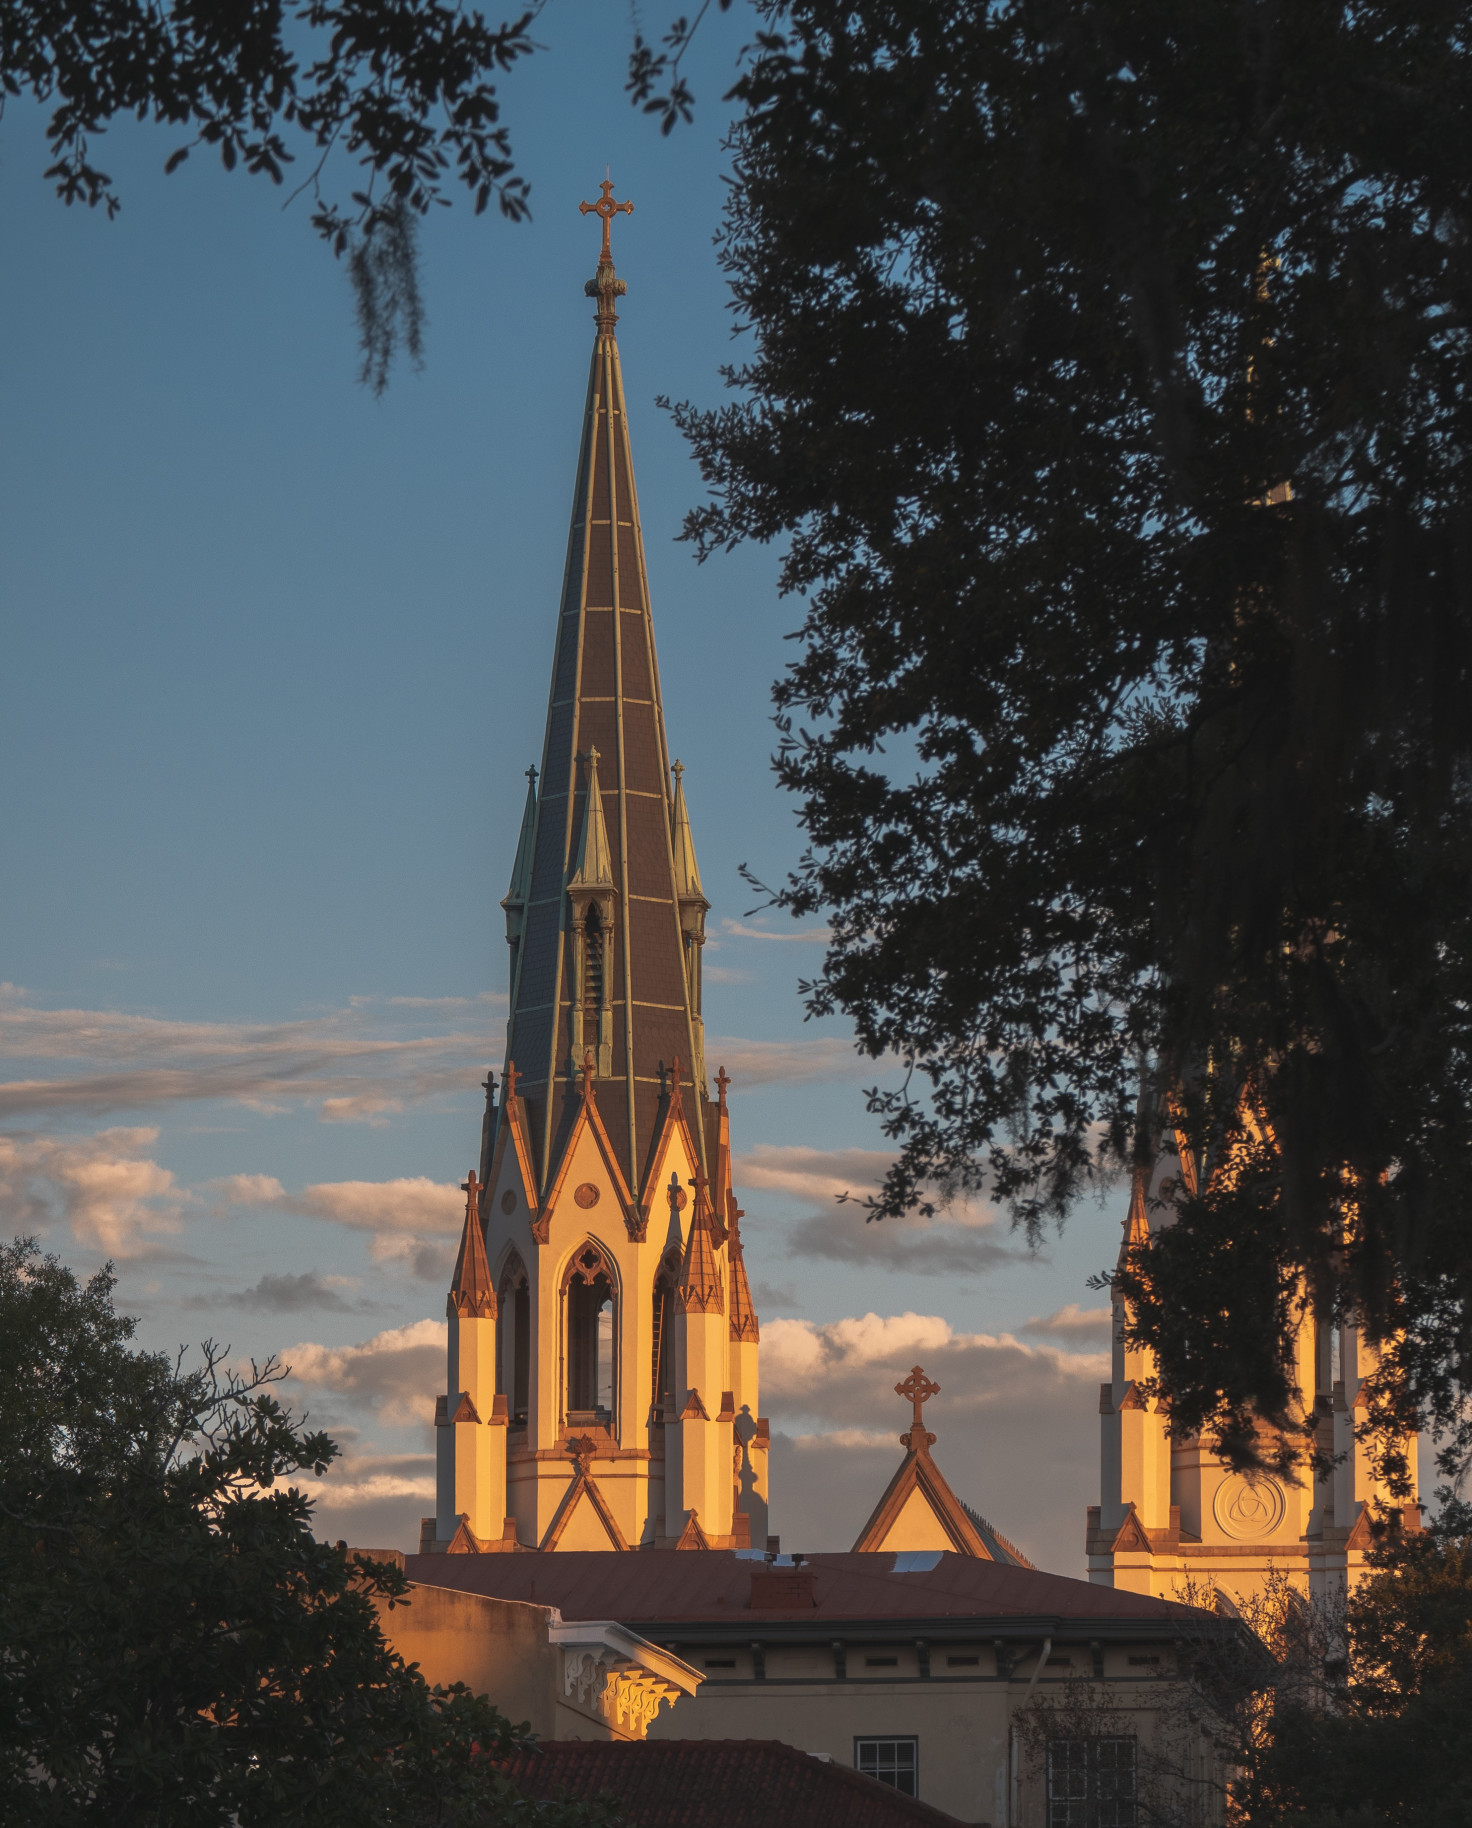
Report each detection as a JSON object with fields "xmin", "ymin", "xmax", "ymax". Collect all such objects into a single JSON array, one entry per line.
[
  {"xmin": 501, "ymin": 178, "xmax": 707, "ymax": 1199},
  {"xmin": 426, "ymin": 189, "xmax": 769, "ymax": 1558}
]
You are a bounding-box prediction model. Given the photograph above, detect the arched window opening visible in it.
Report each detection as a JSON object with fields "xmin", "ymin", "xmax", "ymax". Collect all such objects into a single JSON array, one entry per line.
[
  {"xmin": 564, "ymin": 1244, "xmax": 616, "ymax": 1427},
  {"xmin": 584, "ymin": 905, "xmax": 604, "ymax": 1015},
  {"xmin": 497, "ymin": 1258, "xmax": 530, "ymax": 1427},
  {"xmin": 650, "ymin": 1247, "xmax": 680, "ymax": 1423}
]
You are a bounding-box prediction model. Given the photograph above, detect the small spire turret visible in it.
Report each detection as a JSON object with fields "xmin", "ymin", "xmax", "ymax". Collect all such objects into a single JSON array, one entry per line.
[
  {"xmin": 501, "ymin": 767, "xmax": 538, "ymax": 949},
  {"xmin": 678, "ymin": 1171, "xmax": 724, "ymax": 1315},
  {"xmin": 448, "ymin": 1171, "xmax": 496, "ymax": 1321},
  {"xmin": 568, "ymin": 748, "xmax": 615, "ymax": 891}
]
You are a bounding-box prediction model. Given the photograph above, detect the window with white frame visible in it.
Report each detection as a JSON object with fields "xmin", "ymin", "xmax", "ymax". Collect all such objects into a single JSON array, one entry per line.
[
  {"xmin": 855, "ymin": 1737, "xmax": 918, "ymax": 1797},
  {"xmin": 1046, "ymin": 1736, "xmax": 1137, "ymax": 1828}
]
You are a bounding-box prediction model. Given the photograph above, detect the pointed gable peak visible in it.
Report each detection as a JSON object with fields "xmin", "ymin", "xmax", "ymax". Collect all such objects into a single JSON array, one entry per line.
[
  {"xmin": 670, "ymin": 761, "xmax": 706, "ymax": 906},
  {"xmin": 448, "ymin": 1171, "xmax": 497, "ymax": 1320},
  {"xmin": 568, "ymin": 748, "xmax": 615, "ymax": 891},
  {"xmin": 852, "ymin": 1365, "xmax": 1003, "ymax": 1559}
]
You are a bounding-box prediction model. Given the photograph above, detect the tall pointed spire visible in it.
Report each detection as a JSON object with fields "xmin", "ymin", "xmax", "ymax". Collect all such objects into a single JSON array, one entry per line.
[{"xmin": 501, "ymin": 179, "xmax": 709, "ymax": 1198}]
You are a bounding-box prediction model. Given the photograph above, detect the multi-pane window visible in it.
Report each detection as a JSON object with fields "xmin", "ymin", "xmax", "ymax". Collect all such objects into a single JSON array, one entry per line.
[
  {"xmin": 1046, "ymin": 1737, "xmax": 1137, "ymax": 1828},
  {"xmin": 855, "ymin": 1738, "xmax": 918, "ymax": 1798}
]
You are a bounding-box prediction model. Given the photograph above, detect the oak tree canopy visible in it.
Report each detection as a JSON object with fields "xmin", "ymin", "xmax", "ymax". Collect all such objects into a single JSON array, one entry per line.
[{"xmin": 674, "ymin": 0, "xmax": 1472, "ymax": 1484}]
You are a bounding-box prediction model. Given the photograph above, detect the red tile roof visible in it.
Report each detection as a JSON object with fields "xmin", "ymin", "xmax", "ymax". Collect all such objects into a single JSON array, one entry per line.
[
  {"xmin": 498, "ymin": 1739, "xmax": 968, "ymax": 1827},
  {"xmin": 405, "ymin": 1548, "xmax": 1209, "ymax": 1630}
]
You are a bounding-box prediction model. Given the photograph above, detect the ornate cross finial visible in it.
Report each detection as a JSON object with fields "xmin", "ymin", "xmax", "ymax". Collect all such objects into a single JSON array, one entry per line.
[
  {"xmin": 525, "ymin": 763, "xmax": 538, "ymax": 788},
  {"xmin": 580, "ymin": 1051, "xmax": 596, "ymax": 1102},
  {"xmin": 580, "ymin": 177, "xmax": 634, "ymax": 266},
  {"xmin": 671, "ymin": 758, "xmax": 685, "ymax": 786},
  {"xmin": 896, "ymin": 1364, "xmax": 940, "ymax": 1452},
  {"xmin": 504, "ymin": 1059, "xmax": 520, "ymax": 1102},
  {"xmin": 460, "ymin": 1169, "xmax": 480, "ymax": 1209},
  {"xmin": 715, "ymin": 1065, "xmax": 731, "ymax": 1106},
  {"xmin": 668, "ymin": 1055, "xmax": 683, "ymax": 1107}
]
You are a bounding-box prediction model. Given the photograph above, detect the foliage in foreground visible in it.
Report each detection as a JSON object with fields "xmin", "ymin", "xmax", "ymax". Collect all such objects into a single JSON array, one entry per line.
[
  {"xmin": 1240, "ymin": 1499, "xmax": 1472, "ymax": 1828},
  {"xmin": 675, "ymin": 0, "xmax": 1472, "ymax": 1484},
  {"xmin": 0, "ymin": 1237, "xmax": 620, "ymax": 1828},
  {"xmin": 1013, "ymin": 1505, "xmax": 1472, "ymax": 1825}
]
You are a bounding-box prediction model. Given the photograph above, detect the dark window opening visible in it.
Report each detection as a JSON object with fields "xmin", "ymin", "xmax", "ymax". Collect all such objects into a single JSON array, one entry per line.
[
  {"xmin": 1128, "ymin": 1656, "xmax": 1160, "ymax": 1667},
  {"xmin": 705, "ymin": 1658, "xmax": 736, "ymax": 1669},
  {"xmin": 947, "ymin": 1655, "xmax": 979, "ymax": 1667},
  {"xmin": 497, "ymin": 1266, "xmax": 530, "ymax": 1426},
  {"xmin": 651, "ymin": 1266, "xmax": 675, "ymax": 1419},
  {"xmin": 856, "ymin": 1738, "xmax": 917, "ymax": 1798},
  {"xmin": 865, "ymin": 1656, "xmax": 899, "ymax": 1668},
  {"xmin": 1047, "ymin": 1737, "xmax": 1137, "ymax": 1828},
  {"xmin": 565, "ymin": 1247, "xmax": 614, "ymax": 1422},
  {"xmin": 583, "ymin": 906, "xmax": 604, "ymax": 1012}
]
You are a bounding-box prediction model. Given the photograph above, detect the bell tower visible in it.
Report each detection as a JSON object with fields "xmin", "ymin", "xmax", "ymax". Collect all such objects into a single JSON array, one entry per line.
[
  {"xmin": 1087, "ymin": 1129, "xmax": 1421, "ymax": 1606},
  {"xmin": 423, "ymin": 184, "xmax": 768, "ymax": 1555}
]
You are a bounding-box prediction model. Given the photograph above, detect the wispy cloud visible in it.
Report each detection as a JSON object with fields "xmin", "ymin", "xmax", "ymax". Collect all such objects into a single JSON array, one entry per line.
[
  {"xmin": 183, "ymin": 1271, "xmax": 378, "ymax": 1315},
  {"xmin": 0, "ymin": 986, "xmax": 502, "ymax": 1124},
  {"xmin": 0, "ymin": 1127, "xmax": 190, "ymax": 1258},
  {"xmin": 281, "ymin": 1319, "xmax": 446, "ymax": 1429},
  {"xmin": 706, "ymin": 1036, "xmax": 862, "ymax": 1089},
  {"xmin": 735, "ymin": 1143, "xmax": 1023, "ymax": 1276},
  {"xmin": 0, "ymin": 986, "xmax": 859, "ymax": 1122},
  {"xmin": 715, "ymin": 919, "xmax": 831, "ymax": 945},
  {"xmin": 213, "ymin": 1175, "xmax": 463, "ymax": 1280},
  {"xmin": 1023, "ymin": 1302, "xmax": 1113, "ymax": 1343}
]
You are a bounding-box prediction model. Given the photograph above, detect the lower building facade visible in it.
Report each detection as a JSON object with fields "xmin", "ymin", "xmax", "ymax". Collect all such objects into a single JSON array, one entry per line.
[{"xmin": 389, "ymin": 1547, "xmax": 1250, "ymax": 1826}]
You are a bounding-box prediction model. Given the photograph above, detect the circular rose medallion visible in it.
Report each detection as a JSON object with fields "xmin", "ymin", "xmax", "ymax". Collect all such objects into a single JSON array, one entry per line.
[
  {"xmin": 500, "ymin": 1189, "xmax": 517, "ymax": 1215},
  {"xmin": 574, "ymin": 1182, "xmax": 601, "ymax": 1209},
  {"xmin": 1212, "ymin": 1471, "xmax": 1286, "ymax": 1540}
]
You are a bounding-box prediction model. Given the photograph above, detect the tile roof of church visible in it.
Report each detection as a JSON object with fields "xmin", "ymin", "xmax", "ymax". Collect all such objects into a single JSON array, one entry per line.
[
  {"xmin": 500, "ymin": 217, "xmax": 708, "ymax": 1200},
  {"xmin": 498, "ymin": 1739, "xmax": 968, "ymax": 1828},
  {"xmin": 404, "ymin": 1548, "xmax": 1215, "ymax": 1630}
]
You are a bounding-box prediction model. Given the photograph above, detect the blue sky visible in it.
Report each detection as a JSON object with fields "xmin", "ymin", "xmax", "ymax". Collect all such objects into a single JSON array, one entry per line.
[{"xmin": 2, "ymin": 2, "xmax": 1151, "ymax": 1573}]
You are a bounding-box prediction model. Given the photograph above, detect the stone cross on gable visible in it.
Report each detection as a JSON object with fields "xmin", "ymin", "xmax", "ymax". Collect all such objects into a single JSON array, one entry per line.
[{"xmin": 896, "ymin": 1363, "xmax": 940, "ymax": 1453}]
